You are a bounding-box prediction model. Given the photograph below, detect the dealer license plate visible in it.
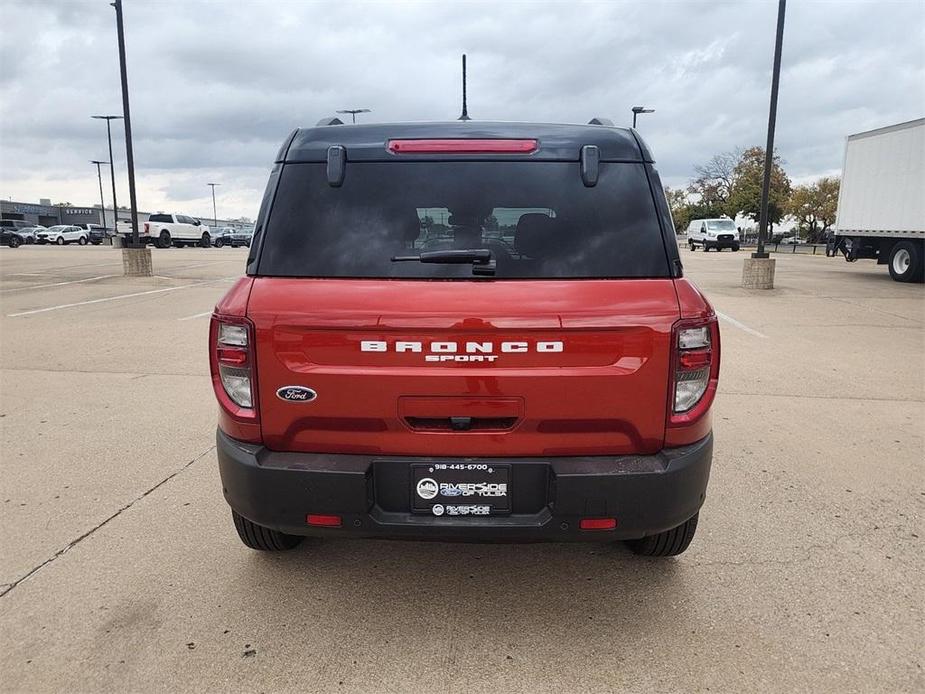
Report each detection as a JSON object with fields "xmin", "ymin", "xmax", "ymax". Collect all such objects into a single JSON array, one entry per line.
[{"xmin": 411, "ymin": 463, "xmax": 511, "ymax": 516}]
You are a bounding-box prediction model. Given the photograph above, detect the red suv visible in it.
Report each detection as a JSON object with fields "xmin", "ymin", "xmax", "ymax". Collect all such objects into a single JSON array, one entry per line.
[{"xmin": 211, "ymin": 119, "xmax": 719, "ymax": 556}]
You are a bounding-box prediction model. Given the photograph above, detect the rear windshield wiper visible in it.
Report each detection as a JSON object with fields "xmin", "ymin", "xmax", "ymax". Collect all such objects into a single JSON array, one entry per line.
[{"xmin": 391, "ymin": 248, "xmax": 496, "ymax": 275}]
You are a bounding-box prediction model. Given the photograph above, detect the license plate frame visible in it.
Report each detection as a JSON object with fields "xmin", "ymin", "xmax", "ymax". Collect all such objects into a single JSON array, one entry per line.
[{"xmin": 411, "ymin": 463, "xmax": 511, "ymax": 515}]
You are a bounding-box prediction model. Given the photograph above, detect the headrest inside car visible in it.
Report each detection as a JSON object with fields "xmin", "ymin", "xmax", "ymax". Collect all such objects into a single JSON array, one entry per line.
[{"xmin": 515, "ymin": 213, "xmax": 557, "ymax": 258}]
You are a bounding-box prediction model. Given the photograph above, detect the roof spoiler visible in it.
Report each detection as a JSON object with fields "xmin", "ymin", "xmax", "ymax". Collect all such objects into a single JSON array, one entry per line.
[
  {"xmin": 316, "ymin": 116, "xmax": 344, "ymax": 126},
  {"xmin": 588, "ymin": 117, "xmax": 614, "ymax": 126}
]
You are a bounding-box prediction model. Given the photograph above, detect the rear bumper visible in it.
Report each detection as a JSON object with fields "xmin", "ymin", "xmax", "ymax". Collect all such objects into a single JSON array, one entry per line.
[{"xmin": 217, "ymin": 430, "xmax": 713, "ymax": 542}]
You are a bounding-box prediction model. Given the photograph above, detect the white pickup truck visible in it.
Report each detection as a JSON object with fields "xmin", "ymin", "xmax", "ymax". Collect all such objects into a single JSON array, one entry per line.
[{"xmin": 143, "ymin": 213, "xmax": 212, "ymax": 248}]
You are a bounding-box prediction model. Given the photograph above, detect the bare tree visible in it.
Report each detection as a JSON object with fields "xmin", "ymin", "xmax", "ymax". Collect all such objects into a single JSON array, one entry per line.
[{"xmin": 688, "ymin": 148, "xmax": 743, "ymax": 217}]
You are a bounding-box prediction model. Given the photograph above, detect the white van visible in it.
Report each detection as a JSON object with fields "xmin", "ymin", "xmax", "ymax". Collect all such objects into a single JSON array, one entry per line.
[{"xmin": 686, "ymin": 218, "xmax": 740, "ymax": 252}]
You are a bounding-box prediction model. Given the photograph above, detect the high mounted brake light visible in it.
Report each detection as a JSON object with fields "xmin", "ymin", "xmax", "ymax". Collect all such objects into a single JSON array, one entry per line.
[{"xmin": 387, "ymin": 139, "xmax": 538, "ymax": 154}]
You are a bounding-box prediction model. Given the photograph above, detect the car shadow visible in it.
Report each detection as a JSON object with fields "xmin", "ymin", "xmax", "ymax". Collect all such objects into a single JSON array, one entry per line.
[{"xmin": 233, "ymin": 538, "xmax": 693, "ymax": 650}]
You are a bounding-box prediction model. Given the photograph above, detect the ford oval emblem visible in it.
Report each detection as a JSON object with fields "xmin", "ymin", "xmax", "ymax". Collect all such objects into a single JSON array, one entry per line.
[{"xmin": 276, "ymin": 386, "xmax": 317, "ymax": 403}]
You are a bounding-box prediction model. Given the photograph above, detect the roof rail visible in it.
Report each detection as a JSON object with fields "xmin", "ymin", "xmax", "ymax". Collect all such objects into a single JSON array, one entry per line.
[
  {"xmin": 316, "ymin": 116, "xmax": 345, "ymax": 126},
  {"xmin": 588, "ymin": 117, "xmax": 614, "ymax": 126}
]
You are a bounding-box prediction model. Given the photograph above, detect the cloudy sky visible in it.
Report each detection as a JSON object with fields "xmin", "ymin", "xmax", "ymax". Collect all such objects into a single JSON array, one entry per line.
[{"xmin": 1, "ymin": 0, "xmax": 923, "ymax": 220}]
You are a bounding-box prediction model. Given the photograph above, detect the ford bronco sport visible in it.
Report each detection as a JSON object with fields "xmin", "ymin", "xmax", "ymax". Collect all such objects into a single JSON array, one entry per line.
[{"xmin": 211, "ymin": 119, "xmax": 720, "ymax": 556}]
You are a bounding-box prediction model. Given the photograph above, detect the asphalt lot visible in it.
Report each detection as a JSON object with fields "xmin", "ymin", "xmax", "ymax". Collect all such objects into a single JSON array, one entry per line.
[{"xmin": 0, "ymin": 245, "xmax": 922, "ymax": 693}]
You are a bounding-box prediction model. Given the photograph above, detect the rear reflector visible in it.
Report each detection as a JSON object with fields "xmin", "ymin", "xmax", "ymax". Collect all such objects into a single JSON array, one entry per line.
[
  {"xmin": 306, "ymin": 514, "xmax": 342, "ymax": 527},
  {"xmin": 388, "ymin": 139, "xmax": 538, "ymax": 154},
  {"xmin": 579, "ymin": 518, "xmax": 617, "ymax": 530}
]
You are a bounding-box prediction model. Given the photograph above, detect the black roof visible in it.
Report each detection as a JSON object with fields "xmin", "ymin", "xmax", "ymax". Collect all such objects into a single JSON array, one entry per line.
[{"xmin": 278, "ymin": 121, "xmax": 654, "ymax": 164}]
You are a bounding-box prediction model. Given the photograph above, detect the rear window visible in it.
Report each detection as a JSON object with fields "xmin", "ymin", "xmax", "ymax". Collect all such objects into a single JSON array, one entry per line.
[
  {"xmin": 258, "ymin": 162, "xmax": 669, "ymax": 279},
  {"xmin": 149, "ymin": 214, "xmax": 172, "ymax": 223}
]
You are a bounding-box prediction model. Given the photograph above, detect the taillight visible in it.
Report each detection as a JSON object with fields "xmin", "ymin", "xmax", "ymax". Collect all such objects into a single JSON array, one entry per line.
[
  {"xmin": 209, "ymin": 316, "xmax": 260, "ymax": 442},
  {"xmin": 144, "ymin": 222, "xmax": 149, "ymax": 233},
  {"xmin": 668, "ymin": 317, "xmax": 720, "ymax": 430},
  {"xmin": 215, "ymin": 321, "xmax": 253, "ymax": 408}
]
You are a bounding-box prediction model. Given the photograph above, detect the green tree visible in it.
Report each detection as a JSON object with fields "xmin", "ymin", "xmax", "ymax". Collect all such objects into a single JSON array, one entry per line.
[
  {"xmin": 789, "ymin": 185, "xmax": 818, "ymax": 239},
  {"xmin": 788, "ymin": 176, "xmax": 840, "ymax": 242},
  {"xmin": 687, "ymin": 149, "xmax": 741, "ymax": 219},
  {"xmin": 727, "ymin": 146, "xmax": 791, "ymax": 230},
  {"xmin": 814, "ymin": 176, "xmax": 840, "ymax": 233},
  {"xmin": 663, "ymin": 186, "xmax": 691, "ymax": 232}
]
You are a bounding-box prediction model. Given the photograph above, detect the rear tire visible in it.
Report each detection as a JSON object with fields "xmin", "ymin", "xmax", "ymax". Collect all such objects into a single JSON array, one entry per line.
[
  {"xmin": 626, "ymin": 513, "xmax": 699, "ymax": 557},
  {"xmin": 8, "ymin": 235, "xmax": 22, "ymax": 248},
  {"xmin": 732, "ymin": 244, "xmax": 740, "ymax": 252},
  {"xmin": 200, "ymin": 232, "xmax": 211, "ymax": 248},
  {"xmin": 78, "ymin": 236, "xmax": 88, "ymax": 246},
  {"xmin": 214, "ymin": 238, "xmax": 224, "ymax": 248},
  {"xmin": 888, "ymin": 241, "xmax": 924, "ymax": 283},
  {"xmin": 688, "ymin": 239, "xmax": 695, "ymax": 251},
  {"xmin": 232, "ymin": 510, "xmax": 303, "ymax": 551},
  {"xmin": 158, "ymin": 230, "xmax": 171, "ymax": 249}
]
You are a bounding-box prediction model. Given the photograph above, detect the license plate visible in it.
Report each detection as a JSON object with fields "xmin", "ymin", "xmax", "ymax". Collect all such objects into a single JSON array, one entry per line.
[{"xmin": 411, "ymin": 463, "xmax": 510, "ymax": 515}]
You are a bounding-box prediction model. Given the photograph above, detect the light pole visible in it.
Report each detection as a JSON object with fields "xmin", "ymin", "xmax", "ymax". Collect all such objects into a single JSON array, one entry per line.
[
  {"xmin": 207, "ymin": 183, "xmax": 220, "ymax": 229},
  {"xmin": 741, "ymin": 0, "xmax": 787, "ymax": 289},
  {"xmin": 458, "ymin": 54, "xmax": 471, "ymax": 121},
  {"xmin": 111, "ymin": 0, "xmax": 140, "ymax": 249},
  {"xmin": 631, "ymin": 106, "xmax": 655, "ymax": 128},
  {"xmin": 336, "ymin": 108, "xmax": 371, "ymax": 124},
  {"xmin": 755, "ymin": 0, "xmax": 787, "ymax": 260},
  {"xmin": 91, "ymin": 160, "xmax": 109, "ymax": 229},
  {"xmin": 91, "ymin": 115, "xmax": 123, "ymax": 232}
]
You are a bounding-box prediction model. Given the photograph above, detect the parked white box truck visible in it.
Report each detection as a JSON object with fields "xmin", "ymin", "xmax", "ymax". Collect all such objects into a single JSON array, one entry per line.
[{"xmin": 835, "ymin": 118, "xmax": 925, "ymax": 282}]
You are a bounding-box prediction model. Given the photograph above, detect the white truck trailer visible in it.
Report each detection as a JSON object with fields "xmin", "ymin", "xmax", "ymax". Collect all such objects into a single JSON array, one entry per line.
[{"xmin": 835, "ymin": 118, "xmax": 925, "ymax": 282}]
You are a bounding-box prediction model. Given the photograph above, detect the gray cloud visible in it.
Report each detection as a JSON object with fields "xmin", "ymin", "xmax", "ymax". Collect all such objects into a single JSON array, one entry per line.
[{"xmin": 1, "ymin": 0, "xmax": 923, "ymax": 218}]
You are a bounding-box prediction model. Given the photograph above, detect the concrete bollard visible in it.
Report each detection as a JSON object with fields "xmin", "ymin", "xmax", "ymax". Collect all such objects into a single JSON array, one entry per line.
[
  {"xmin": 742, "ymin": 256, "xmax": 776, "ymax": 289},
  {"xmin": 122, "ymin": 247, "xmax": 153, "ymax": 277}
]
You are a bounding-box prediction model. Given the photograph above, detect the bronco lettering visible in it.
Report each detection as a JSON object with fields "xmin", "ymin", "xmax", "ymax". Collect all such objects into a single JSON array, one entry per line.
[{"xmin": 360, "ymin": 340, "xmax": 563, "ymax": 357}]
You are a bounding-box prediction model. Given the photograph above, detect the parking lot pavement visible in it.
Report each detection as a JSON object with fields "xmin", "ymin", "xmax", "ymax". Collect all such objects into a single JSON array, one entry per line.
[{"xmin": 0, "ymin": 245, "xmax": 922, "ymax": 692}]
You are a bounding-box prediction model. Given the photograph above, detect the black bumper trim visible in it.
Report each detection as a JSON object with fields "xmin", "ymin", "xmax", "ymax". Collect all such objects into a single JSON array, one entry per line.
[{"xmin": 217, "ymin": 429, "xmax": 712, "ymax": 542}]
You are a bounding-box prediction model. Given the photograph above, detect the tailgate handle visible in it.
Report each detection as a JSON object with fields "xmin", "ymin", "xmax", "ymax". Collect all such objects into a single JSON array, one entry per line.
[{"xmin": 405, "ymin": 416, "xmax": 518, "ymax": 432}]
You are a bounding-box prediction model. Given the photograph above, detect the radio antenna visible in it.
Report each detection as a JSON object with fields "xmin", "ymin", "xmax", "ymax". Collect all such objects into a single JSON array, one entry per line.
[{"xmin": 458, "ymin": 54, "xmax": 471, "ymax": 121}]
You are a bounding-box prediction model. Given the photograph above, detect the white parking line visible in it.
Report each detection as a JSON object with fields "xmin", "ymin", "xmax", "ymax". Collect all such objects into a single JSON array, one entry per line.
[
  {"xmin": 0, "ymin": 274, "xmax": 117, "ymax": 293},
  {"xmin": 7, "ymin": 278, "xmax": 234, "ymax": 317},
  {"xmin": 715, "ymin": 310, "xmax": 767, "ymax": 339},
  {"xmin": 178, "ymin": 310, "xmax": 213, "ymax": 321},
  {"xmin": 166, "ymin": 260, "xmax": 233, "ymax": 271}
]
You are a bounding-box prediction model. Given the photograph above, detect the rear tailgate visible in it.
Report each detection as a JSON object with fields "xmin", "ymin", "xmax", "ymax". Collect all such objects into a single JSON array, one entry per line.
[{"xmin": 248, "ymin": 278, "xmax": 680, "ymax": 456}]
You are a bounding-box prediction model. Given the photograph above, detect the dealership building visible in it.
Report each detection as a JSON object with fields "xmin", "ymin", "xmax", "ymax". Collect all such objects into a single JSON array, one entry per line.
[{"xmin": 0, "ymin": 199, "xmax": 252, "ymax": 232}]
